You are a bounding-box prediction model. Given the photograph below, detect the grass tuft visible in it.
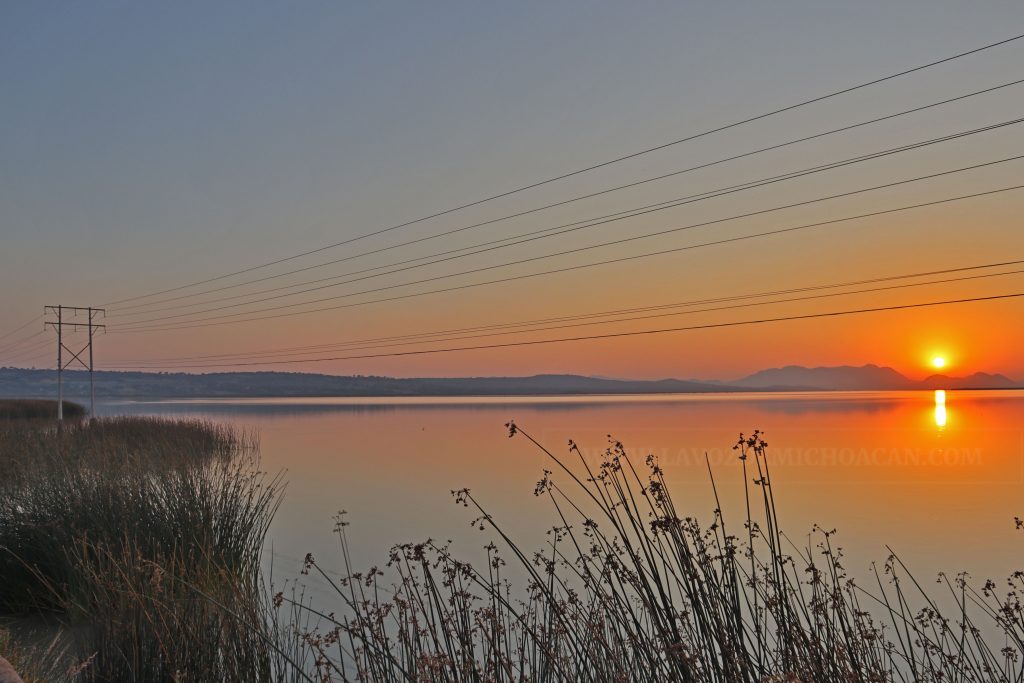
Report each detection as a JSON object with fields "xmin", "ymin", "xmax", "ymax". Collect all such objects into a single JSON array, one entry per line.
[
  {"xmin": 0, "ymin": 399, "xmax": 85, "ymax": 421},
  {"xmin": 0, "ymin": 416, "xmax": 286, "ymax": 682}
]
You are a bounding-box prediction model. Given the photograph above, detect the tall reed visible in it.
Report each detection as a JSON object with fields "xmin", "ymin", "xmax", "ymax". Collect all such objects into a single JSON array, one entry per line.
[
  {"xmin": 283, "ymin": 423, "xmax": 1024, "ymax": 682},
  {"xmin": 0, "ymin": 416, "xmax": 287, "ymax": 682}
]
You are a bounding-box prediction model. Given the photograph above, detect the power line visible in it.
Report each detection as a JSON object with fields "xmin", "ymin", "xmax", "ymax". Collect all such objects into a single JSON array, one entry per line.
[
  {"xmin": 0, "ymin": 339, "xmax": 52, "ymax": 365},
  {"xmin": 0, "ymin": 315, "xmax": 42, "ymax": 344},
  {"xmin": 0, "ymin": 329, "xmax": 47, "ymax": 357},
  {"xmin": 102, "ymin": 292, "xmax": 1024, "ymax": 368},
  {"xmin": 109, "ymin": 158, "xmax": 1024, "ymax": 332},
  {"xmin": 0, "ymin": 335, "xmax": 45, "ymax": 359},
  {"xmin": 100, "ymin": 32, "xmax": 1024, "ymax": 309},
  {"xmin": 107, "ymin": 77, "xmax": 1024, "ymax": 315},
  {"xmin": 107, "ymin": 264, "xmax": 1024, "ymax": 368},
  {"xmin": 1, "ymin": 344, "xmax": 49, "ymax": 364},
  {"xmin": 109, "ymin": 184, "xmax": 1024, "ymax": 335},
  {"xmin": 2, "ymin": 357, "xmax": 51, "ymax": 369},
  {"xmin": 110, "ymin": 115, "xmax": 1024, "ymax": 319},
  {"xmin": 5, "ymin": 351, "xmax": 51, "ymax": 367},
  {"xmin": 107, "ymin": 258, "xmax": 1024, "ymax": 362}
]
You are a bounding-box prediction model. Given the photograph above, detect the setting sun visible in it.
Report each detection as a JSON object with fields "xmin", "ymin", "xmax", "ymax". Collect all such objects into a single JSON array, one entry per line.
[{"xmin": 932, "ymin": 356, "xmax": 946, "ymax": 369}]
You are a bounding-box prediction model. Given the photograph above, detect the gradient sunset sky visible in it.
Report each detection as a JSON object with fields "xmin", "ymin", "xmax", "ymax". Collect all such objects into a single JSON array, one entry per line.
[{"xmin": 2, "ymin": 2, "xmax": 1023, "ymax": 380}]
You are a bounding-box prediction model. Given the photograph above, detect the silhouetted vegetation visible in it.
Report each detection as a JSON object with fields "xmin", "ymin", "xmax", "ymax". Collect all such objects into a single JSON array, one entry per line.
[
  {"xmin": 279, "ymin": 424, "xmax": 1024, "ymax": 682},
  {"xmin": 0, "ymin": 399, "xmax": 84, "ymax": 421},
  {"xmin": 0, "ymin": 416, "xmax": 294, "ymax": 682},
  {"xmin": 3, "ymin": 417, "xmax": 1022, "ymax": 681}
]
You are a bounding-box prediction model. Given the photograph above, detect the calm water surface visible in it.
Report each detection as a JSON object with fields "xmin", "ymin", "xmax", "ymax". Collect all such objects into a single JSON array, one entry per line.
[{"xmin": 100, "ymin": 390, "xmax": 1024, "ymax": 599}]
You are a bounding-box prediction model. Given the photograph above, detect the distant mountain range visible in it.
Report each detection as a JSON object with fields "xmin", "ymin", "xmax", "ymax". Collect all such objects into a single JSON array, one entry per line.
[
  {"xmin": 0, "ymin": 365, "xmax": 1019, "ymax": 400},
  {"xmin": 0, "ymin": 368, "xmax": 735, "ymax": 399},
  {"xmin": 733, "ymin": 364, "xmax": 1020, "ymax": 391}
]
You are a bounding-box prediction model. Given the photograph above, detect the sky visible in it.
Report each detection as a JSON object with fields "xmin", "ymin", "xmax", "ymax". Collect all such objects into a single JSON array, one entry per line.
[{"xmin": 2, "ymin": 1, "xmax": 1023, "ymax": 380}]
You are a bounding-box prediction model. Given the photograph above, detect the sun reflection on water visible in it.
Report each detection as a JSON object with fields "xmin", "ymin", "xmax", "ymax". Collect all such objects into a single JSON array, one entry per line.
[{"xmin": 934, "ymin": 389, "xmax": 947, "ymax": 429}]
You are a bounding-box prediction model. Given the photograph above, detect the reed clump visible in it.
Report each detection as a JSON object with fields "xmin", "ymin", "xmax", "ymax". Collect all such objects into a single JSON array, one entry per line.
[
  {"xmin": 0, "ymin": 400, "xmax": 84, "ymax": 421},
  {"xmin": 0, "ymin": 626, "xmax": 67, "ymax": 683},
  {"xmin": 284, "ymin": 423, "xmax": 1024, "ymax": 683},
  {"xmin": 0, "ymin": 416, "xmax": 286, "ymax": 682}
]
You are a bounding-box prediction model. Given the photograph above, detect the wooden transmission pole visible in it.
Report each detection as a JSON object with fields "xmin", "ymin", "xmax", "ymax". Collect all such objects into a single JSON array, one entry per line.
[{"xmin": 44, "ymin": 305, "xmax": 105, "ymax": 420}]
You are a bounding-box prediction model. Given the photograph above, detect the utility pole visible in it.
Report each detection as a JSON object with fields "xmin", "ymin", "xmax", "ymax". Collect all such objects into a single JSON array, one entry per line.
[
  {"xmin": 56, "ymin": 305, "xmax": 62, "ymax": 419},
  {"xmin": 44, "ymin": 305, "xmax": 105, "ymax": 420}
]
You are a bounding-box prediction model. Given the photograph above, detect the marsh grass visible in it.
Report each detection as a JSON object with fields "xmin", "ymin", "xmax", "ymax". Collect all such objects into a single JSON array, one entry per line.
[
  {"xmin": 0, "ymin": 399, "xmax": 84, "ymax": 421},
  {"xmin": 0, "ymin": 416, "xmax": 288, "ymax": 682},
  {"xmin": 3, "ymin": 414, "xmax": 1021, "ymax": 682},
  {"xmin": 0, "ymin": 625, "xmax": 71, "ymax": 683},
  {"xmin": 282, "ymin": 423, "xmax": 1024, "ymax": 683}
]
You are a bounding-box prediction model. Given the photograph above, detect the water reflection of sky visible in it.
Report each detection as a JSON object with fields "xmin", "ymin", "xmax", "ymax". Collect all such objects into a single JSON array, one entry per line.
[
  {"xmin": 98, "ymin": 390, "xmax": 1024, "ymax": 605},
  {"xmin": 99, "ymin": 389, "xmax": 946, "ymax": 417}
]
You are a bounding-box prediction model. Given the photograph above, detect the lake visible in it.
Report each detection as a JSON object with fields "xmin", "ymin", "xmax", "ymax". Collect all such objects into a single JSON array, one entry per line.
[{"xmin": 99, "ymin": 390, "xmax": 1024, "ymax": 604}]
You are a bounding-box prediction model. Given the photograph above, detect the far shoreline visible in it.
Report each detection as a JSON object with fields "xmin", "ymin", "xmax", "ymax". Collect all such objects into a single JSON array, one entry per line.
[
  {"xmin": 3, "ymin": 365, "xmax": 1020, "ymax": 403},
  {"xmin": 94, "ymin": 386, "xmax": 1024, "ymax": 407}
]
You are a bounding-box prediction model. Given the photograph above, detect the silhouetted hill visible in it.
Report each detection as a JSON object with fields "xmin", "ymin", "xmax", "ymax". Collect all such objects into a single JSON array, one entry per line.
[
  {"xmin": 0, "ymin": 368, "xmax": 740, "ymax": 400},
  {"xmin": 1, "ymin": 365, "xmax": 1018, "ymax": 400},
  {"xmin": 919, "ymin": 372, "xmax": 1019, "ymax": 390},
  {"xmin": 733, "ymin": 364, "xmax": 914, "ymax": 390}
]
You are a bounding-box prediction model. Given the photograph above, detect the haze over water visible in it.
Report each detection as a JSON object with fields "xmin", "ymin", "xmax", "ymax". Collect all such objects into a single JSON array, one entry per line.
[{"xmin": 101, "ymin": 389, "xmax": 1024, "ymax": 597}]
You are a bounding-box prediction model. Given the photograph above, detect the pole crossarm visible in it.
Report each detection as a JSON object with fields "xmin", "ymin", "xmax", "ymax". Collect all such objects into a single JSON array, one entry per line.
[{"xmin": 45, "ymin": 322, "xmax": 105, "ymax": 331}]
